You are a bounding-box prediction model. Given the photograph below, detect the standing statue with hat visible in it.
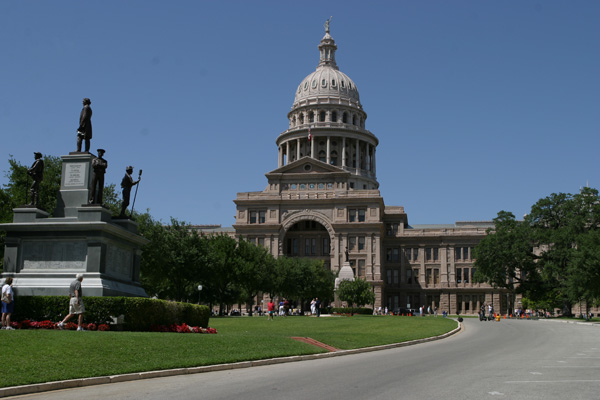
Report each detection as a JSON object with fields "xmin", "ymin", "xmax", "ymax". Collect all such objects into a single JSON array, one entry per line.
[
  {"xmin": 76, "ymin": 98, "xmax": 92, "ymax": 153},
  {"xmin": 27, "ymin": 152, "xmax": 44, "ymax": 207},
  {"xmin": 89, "ymin": 149, "xmax": 107, "ymax": 205},
  {"xmin": 119, "ymin": 165, "xmax": 141, "ymax": 218}
]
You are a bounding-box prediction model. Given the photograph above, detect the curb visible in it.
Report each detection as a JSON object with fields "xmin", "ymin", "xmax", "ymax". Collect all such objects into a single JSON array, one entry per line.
[{"xmin": 0, "ymin": 321, "xmax": 462, "ymax": 398}]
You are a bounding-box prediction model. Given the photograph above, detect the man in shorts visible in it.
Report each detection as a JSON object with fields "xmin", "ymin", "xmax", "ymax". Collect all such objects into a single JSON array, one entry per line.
[{"xmin": 57, "ymin": 274, "xmax": 85, "ymax": 331}]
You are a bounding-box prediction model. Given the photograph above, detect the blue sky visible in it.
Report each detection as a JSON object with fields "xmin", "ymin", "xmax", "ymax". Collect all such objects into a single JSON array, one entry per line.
[{"xmin": 1, "ymin": 1, "xmax": 599, "ymax": 226}]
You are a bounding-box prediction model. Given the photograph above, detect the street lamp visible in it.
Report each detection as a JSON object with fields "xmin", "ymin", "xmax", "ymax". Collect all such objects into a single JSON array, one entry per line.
[{"xmin": 197, "ymin": 285, "xmax": 203, "ymax": 305}]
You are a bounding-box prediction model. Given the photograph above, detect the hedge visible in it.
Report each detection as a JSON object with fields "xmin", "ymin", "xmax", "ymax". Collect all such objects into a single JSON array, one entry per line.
[
  {"xmin": 330, "ymin": 307, "xmax": 373, "ymax": 315},
  {"xmin": 11, "ymin": 296, "xmax": 210, "ymax": 331}
]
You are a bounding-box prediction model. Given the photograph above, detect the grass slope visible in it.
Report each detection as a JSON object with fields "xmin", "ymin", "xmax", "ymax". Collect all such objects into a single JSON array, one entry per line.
[{"xmin": 0, "ymin": 315, "xmax": 456, "ymax": 388}]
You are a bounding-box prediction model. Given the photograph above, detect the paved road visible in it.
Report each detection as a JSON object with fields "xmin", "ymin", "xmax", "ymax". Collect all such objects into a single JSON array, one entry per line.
[{"xmin": 12, "ymin": 319, "xmax": 600, "ymax": 400}]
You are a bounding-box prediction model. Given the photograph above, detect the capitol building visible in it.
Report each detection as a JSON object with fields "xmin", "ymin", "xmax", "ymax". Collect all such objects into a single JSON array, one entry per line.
[{"xmin": 225, "ymin": 26, "xmax": 510, "ymax": 315}]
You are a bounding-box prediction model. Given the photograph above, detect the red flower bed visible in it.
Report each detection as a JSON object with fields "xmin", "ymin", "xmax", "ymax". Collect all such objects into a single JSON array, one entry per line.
[{"xmin": 149, "ymin": 323, "xmax": 217, "ymax": 334}]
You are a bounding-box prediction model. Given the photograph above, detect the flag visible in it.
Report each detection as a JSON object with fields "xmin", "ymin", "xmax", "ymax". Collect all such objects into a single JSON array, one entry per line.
[{"xmin": 308, "ymin": 127, "xmax": 312, "ymax": 141}]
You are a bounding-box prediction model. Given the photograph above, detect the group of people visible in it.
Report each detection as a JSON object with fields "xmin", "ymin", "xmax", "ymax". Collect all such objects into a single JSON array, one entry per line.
[
  {"xmin": 1, "ymin": 274, "xmax": 87, "ymax": 331},
  {"xmin": 265, "ymin": 298, "xmax": 321, "ymax": 320}
]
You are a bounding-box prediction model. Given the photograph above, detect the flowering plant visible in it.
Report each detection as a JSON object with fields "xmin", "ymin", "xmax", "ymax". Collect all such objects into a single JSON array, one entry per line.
[
  {"xmin": 97, "ymin": 324, "xmax": 110, "ymax": 331},
  {"xmin": 86, "ymin": 323, "xmax": 97, "ymax": 331},
  {"xmin": 149, "ymin": 323, "xmax": 217, "ymax": 334}
]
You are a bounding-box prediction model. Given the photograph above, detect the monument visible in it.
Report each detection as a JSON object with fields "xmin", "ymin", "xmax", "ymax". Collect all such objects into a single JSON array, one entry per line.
[{"xmin": 0, "ymin": 100, "xmax": 148, "ymax": 297}]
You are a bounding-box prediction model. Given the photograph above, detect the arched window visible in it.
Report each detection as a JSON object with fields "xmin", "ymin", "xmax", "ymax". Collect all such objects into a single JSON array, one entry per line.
[
  {"xmin": 352, "ymin": 115, "xmax": 357, "ymax": 125},
  {"xmin": 330, "ymin": 151, "xmax": 338, "ymax": 166},
  {"xmin": 320, "ymin": 111, "xmax": 326, "ymax": 122},
  {"xmin": 342, "ymin": 112, "xmax": 348, "ymax": 123},
  {"xmin": 299, "ymin": 113, "xmax": 304, "ymax": 124},
  {"xmin": 309, "ymin": 111, "xmax": 314, "ymax": 123},
  {"xmin": 332, "ymin": 111, "xmax": 337, "ymax": 122},
  {"xmin": 318, "ymin": 150, "xmax": 326, "ymax": 163}
]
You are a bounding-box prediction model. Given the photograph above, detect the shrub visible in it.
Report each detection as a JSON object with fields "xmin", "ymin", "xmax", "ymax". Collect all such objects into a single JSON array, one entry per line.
[{"xmin": 12, "ymin": 296, "xmax": 210, "ymax": 331}]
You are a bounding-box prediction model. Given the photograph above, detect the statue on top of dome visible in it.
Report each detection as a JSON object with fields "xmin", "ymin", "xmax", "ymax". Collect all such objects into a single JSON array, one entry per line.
[{"xmin": 324, "ymin": 16, "xmax": 333, "ymax": 33}]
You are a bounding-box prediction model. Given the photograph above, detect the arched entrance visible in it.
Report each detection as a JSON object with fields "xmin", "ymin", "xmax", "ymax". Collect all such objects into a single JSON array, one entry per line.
[{"xmin": 279, "ymin": 211, "xmax": 336, "ymax": 270}]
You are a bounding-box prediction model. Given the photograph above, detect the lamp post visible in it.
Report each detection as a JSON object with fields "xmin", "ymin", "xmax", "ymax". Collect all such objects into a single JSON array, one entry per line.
[{"xmin": 197, "ymin": 285, "xmax": 203, "ymax": 305}]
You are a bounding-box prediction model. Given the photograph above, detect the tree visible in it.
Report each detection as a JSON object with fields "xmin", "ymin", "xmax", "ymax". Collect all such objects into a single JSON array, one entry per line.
[
  {"xmin": 1, "ymin": 155, "xmax": 62, "ymax": 271},
  {"xmin": 337, "ymin": 278, "xmax": 375, "ymax": 315},
  {"xmin": 474, "ymin": 188, "xmax": 600, "ymax": 315},
  {"xmin": 234, "ymin": 238, "xmax": 276, "ymax": 315},
  {"xmin": 200, "ymin": 234, "xmax": 241, "ymax": 315},
  {"xmin": 139, "ymin": 217, "xmax": 204, "ymax": 302}
]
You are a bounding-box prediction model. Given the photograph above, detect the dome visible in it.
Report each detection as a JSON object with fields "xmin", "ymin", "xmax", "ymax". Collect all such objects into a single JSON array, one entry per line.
[{"xmin": 292, "ymin": 32, "xmax": 362, "ymax": 109}]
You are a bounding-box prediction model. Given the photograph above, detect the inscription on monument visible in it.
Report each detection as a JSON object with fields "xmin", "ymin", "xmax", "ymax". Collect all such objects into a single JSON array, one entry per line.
[
  {"xmin": 64, "ymin": 163, "xmax": 87, "ymax": 187},
  {"xmin": 22, "ymin": 241, "xmax": 87, "ymax": 270},
  {"xmin": 106, "ymin": 245, "xmax": 133, "ymax": 280}
]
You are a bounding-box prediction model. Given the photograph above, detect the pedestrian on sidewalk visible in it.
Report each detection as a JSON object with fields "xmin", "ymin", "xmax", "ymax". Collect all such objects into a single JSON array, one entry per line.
[{"xmin": 1, "ymin": 277, "xmax": 15, "ymax": 330}]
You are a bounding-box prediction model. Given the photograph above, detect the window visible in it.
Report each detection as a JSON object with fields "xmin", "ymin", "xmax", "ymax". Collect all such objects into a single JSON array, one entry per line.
[
  {"xmin": 456, "ymin": 268, "xmax": 462, "ymax": 283},
  {"xmin": 348, "ymin": 236, "xmax": 356, "ymax": 251},
  {"xmin": 331, "ymin": 79, "xmax": 337, "ymax": 87},
  {"xmin": 386, "ymin": 248, "xmax": 392, "ymax": 262},
  {"xmin": 320, "ymin": 111, "xmax": 326, "ymax": 122},
  {"xmin": 358, "ymin": 209, "xmax": 365, "ymax": 222},
  {"xmin": 342, "ymin": 112, "xmax": 348, "ymax": 123},
  {"xmin": 392, "ymin": 248, "xmax": 399, "ymax": 262},
  {"xmin": 358, "ymin": 236, "xmax": 365, "ymax": 251},
  {"xmin": 463, "ymin": 268, "xmax": 469, "ymax": 283},
  {"xmin": 249, "ymin": 210, "xmax": 265, "ymax": 224},
  {"xmin": 318, "ymin": 150, "xmax": 326, "ymax": 163},
  {"xmin": 406, "ymin": 269, "xmax": 412, "ymax": 284},
  {"xmin": 426, "ymin": 247, "xmax": 439, "ymax": 262},
  {"xmin": 426, "ymin": 268, "xmax": 432, "ymax": 284},
  {"xmin": 305, "ymin": 239, "xmax": 311, "ymax": 255},
  {"xmin": 358, "ymin": 259, "xmax": 365, "ymax": 277},
  {"xmin": 309, "ymin": 111, "xmax": 314, "ymax": 122},
  {"xmin": 287, "ymin": 238, "xmax": 299, "ymax": 256},
  {"xmin": 311, "ymin": 80, "xmax": 317, "ymax": 88},
  {"xmin": 434, "ymin": 269, "xmax": 440, "ymax": 284},
  {"xmin": 332, "ymin": 111, "xmax": 337, "ymax": 122},
  {"xmin": 257, "ymin": 237, "xmax": 265, "ymax": 247},
  {"xmin": 322, "ymin": 237, "xmax": 330, "ymax": 255},
  {"xmin": 393, "ymin": 269, "xmax": 398, "ymax": 284},
  {"xmin": 413, "ymin": 269, "xmax": 419, "ymax": 284},
  {"xmin": 321, "ymin": 79, "xmax": 327, "ymax": 87},
  {"xmin": 387, "ymin": 270, "xmax": 392, "ymax": 284},
  {"xmin": 349, "ymin": 209, "xmax": 356, "ymax": 222},
  {"xmin": 387, "ymin": 223, "xmax": 399, "ymax": 236},
  {"xmin": 330, "ymin": 151, "xmax": 338, "ymax": 165}
]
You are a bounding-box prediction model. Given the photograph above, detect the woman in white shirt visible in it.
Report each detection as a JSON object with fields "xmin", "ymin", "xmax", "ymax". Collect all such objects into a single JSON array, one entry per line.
[{"xmin": 1, "ymin": 277, "xmax": 15, "ymax": 330}]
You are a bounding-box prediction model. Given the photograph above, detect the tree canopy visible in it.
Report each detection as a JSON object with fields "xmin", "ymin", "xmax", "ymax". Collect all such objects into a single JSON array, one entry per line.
[
  {"xmin": 337, "ymin": 278, "xmax": 375, "ymax": 314},
  {"xmin": 474, "ymin": 187, "xmax": 600, "ymax": 314}
]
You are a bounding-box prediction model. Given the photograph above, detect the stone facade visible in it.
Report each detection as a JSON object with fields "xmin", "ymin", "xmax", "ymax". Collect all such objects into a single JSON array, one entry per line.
[{"xmin": 230, "ymin": 27, "xmax": 512, "ymax": 315}]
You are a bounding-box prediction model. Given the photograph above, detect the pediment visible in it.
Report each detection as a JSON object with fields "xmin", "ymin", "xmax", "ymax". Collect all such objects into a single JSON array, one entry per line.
[{"xmin": 266, "ymin": 157, "xmax": 348, "ymax": 177}]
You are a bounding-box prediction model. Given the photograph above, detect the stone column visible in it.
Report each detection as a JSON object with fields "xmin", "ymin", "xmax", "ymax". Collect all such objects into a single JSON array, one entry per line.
[
  {"xmin": 342, "ymin": 137, "xmax": 346, "ymax": 167},
  {"xmin": 366, "ymin": 143, "xmax": 370, "ymax": 171},
  {"xmin": 311, "ymin": 134, "xmax": 315, "ymax": 159},
  {"xmin": 326, "ymin": 136, "xmax": 331, "ymax": 164},
  {"xmin": 286, "ymin": 142, "xmax": 290, "ymax": 165},
  {"xmin": 296, "ymin": 138, "xmax": 300, "ymax": 161}
]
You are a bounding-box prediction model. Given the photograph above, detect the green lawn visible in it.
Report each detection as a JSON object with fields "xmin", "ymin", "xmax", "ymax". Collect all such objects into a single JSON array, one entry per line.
[{"xmin": 0, "ymin": 315, "xmax": 456, "ymax": 388}]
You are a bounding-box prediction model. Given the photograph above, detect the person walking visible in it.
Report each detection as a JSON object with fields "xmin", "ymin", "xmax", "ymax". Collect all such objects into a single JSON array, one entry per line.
[
  {"xmin": 267, "ymin": 299, "xmax": 275, "ymax": 321},
  {"xmin": 1, "ymin": 277, "xmax": 15, "ymax": 330},
  {"xmin": 315, "ymin": 298, "xmax": 321, "ymax": 317},
  {"xmin": 57, "ymin": 274, "xmax": 86, "ymax": 331}
]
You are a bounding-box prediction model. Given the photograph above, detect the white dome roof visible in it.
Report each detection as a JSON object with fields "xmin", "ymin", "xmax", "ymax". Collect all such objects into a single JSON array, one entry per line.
[
  {"xmin": 292, "ymin": 32, "xmax": 362, "ymax": 109},
  {"xmin": 294, "ymin": 67, "xmax": 360, "ymax": 105}
]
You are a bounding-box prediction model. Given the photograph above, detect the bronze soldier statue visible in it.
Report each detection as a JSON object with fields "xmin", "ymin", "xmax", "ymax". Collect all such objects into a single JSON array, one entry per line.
[
  {"xmin": 119, "ymin": 166, "xmax": 140, "ymax": 218},
  {"xmin": 27, "ymin": 152, "xmax": 44, "ymax": 207},
  {"xmin": 89, "ymin": 149, "xmax": 107, "ymax": 204},
  {"xmin": 76, "ymin": 98, "xmax": 92, "ymax": 153}
]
